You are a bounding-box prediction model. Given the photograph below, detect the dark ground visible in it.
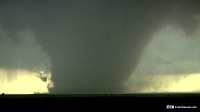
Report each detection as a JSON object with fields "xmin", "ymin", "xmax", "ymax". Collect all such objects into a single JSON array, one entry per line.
[
  {"xmin": 1, "ymin": 93, "xmax": 200, "ymax": 98},
  {"xmin": 0, "ymin": 94, "xmax": 200, "ymax": 111}
]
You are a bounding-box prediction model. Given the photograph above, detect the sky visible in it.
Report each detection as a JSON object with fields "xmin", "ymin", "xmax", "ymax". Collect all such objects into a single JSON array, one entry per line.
[
  {"xmin": 0, "ymin": 0, "xmax": 200, "ymax": 94},
  {"xmin": 125, "ymin": 23, "xmax": 200, "ymax": 93}
]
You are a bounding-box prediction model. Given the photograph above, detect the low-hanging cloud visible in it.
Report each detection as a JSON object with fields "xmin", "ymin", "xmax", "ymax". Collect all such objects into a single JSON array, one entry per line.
[
  {"xmin": 0, "ymin": 26, "xmax": 54, "ymax": 94},
  {"xmin": 124, "ymin": 20, "xmax": 200, "ymax": 93},
  {"xmin": 0, "ymin": 0, "xmax": 199, "ymax": 94}
]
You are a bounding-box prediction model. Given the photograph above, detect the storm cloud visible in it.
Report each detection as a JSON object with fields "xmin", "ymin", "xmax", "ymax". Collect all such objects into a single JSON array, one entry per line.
[
  {"xmin": 0, "ymin": 28, "xmax": 51, "ymax": 72},
  {"xmin": 0, "ymin": 26, "xmax": 53, "ymax": 93},
  {"xmin": 0, "ymin": 0, "xmax": 200, "ymax": 94},
  {"xmin": 124, "ymin": 23, "xmax": 200, "ymax": 93}
]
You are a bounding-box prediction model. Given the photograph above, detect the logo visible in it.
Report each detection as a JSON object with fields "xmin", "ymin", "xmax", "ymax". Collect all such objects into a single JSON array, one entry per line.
[{"xmin": 166, "ymin": 105, "xmax": 174, "ymax": 109}]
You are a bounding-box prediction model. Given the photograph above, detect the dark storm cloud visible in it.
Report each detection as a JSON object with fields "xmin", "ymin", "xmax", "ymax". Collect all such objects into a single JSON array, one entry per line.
[
  {"xmin": 0, "ymin": 27, "xmax": 52, "ymax": 77},
  {"xmin": 0, "ymin": 0, "xmax": 199, "ymax": 93},
  {"xmin": 124, "ymin": 23, "xmax": 200, "ymax": 92}
]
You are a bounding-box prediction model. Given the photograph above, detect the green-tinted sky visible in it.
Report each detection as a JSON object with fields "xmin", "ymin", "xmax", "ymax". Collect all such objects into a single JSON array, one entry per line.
[{"xmin": 0, "ymin": 0, "xmax": 200, "ymax": 94}]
